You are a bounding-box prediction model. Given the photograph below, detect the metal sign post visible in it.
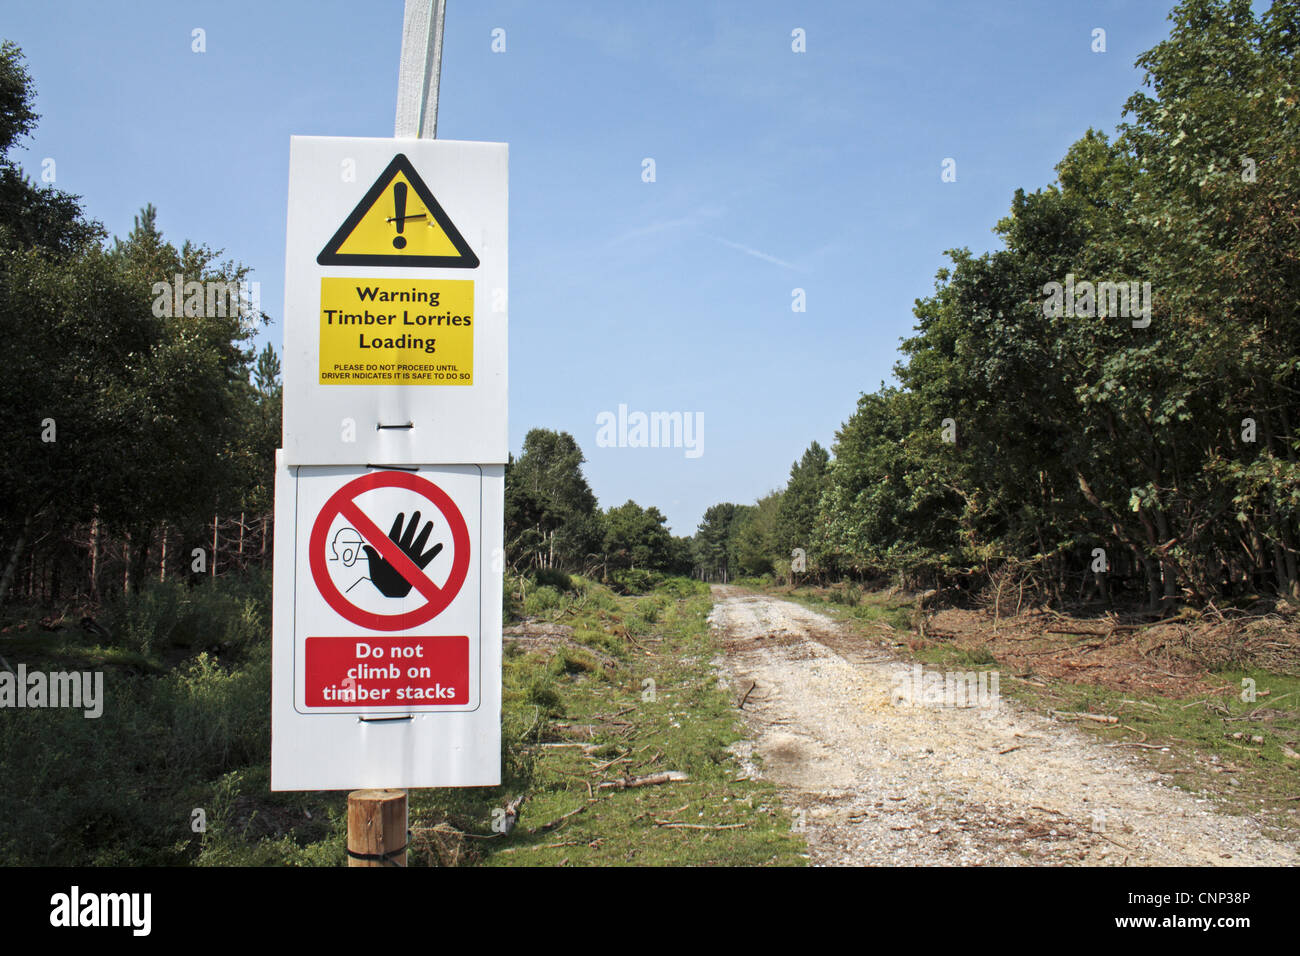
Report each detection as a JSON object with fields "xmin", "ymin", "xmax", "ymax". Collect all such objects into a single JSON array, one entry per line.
[{"xmin": 395, "ymin": 0, "xmax": 447, "ymax": 139}]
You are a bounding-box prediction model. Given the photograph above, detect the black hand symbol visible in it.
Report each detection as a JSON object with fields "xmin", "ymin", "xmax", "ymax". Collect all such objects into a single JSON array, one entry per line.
[{"xmin": 362, "ymin": 511, "xmax": 444, "ymax": 598}]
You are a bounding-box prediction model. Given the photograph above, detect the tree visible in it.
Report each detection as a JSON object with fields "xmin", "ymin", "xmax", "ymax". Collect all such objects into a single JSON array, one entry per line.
[
  {"xmin": 799, "ymin": 0, "xmax": 1300, "ymax": 605},
  {"xmin": 732, "ymin": 491, "xmax": 782, "ymax": 577},
  {"xmin": 504, "ymin": 429, "xmax": 603, "ymax": 572},
  {"xmin": 0, "ymin": 43, "xmax": 274, "ymax": 603},
  {"xmin": 0, "ymin": 43, "xmax": 101, "ymax": 257},
  {"xmin": 602, "ymin": 500, "xmax": 673, "ymax": 572},
  {"xmin": 775, "ymin": 441, "xmax": 829, "ymax": 557},
  {"xmin": 694, "ymin": 503, "xmax": 740, "ymax": 581}
]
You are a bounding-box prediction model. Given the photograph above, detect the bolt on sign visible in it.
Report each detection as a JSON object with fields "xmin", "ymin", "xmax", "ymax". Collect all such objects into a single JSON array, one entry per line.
[
  {"xmin": 272, "ymin": 136, "xmax": 507, "ymax": 792},
  {"xmin": 281, "ymin": 138, "xmax": 507, "ymax": 466}
]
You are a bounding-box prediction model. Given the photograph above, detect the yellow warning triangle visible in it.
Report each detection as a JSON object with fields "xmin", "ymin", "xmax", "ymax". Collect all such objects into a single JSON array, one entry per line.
[{"xmin": 317, "ymin": 154, "xmax": 479, "ymax": 268}]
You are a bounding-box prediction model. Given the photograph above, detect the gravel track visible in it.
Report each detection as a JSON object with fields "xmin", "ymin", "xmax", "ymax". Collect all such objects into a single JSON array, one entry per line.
[{"xmin": 709, "ymin": 586, "xmax": 1298, "ymax": 867}]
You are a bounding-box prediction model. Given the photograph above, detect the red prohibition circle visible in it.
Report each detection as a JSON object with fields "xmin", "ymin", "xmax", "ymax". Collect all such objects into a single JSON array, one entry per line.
[{"xmin": 309, "ymin": 470, "xmax": 471, "ymax": 631}]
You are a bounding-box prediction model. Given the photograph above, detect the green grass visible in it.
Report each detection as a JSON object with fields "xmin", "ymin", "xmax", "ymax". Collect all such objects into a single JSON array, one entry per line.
[
  {"xmin": 0, "ymin": 571, "xmax": 806, "ymax": 866},
  {"xmin": 998, "ymin": 670, "xmax": 1300, "ymax": 836},
  {"xmin": 778, "ymin": 582, "xmax": 914, "ymax": 632},
  {"xmin": 467, "ymin": 580, "xmax": 804, "ymax": 866}
]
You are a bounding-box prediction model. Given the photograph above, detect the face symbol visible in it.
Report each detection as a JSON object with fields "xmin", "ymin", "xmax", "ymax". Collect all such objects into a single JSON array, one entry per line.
[{"xmin": 330, "ymin": 528, "xmax": 366, "ymax": 567}]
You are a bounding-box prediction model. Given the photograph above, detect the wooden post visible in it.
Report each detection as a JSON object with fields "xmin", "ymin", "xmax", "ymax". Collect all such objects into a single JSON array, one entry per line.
[{"xmin": 346, "ymin": 789, "xmax": 408, "ymax": 867}]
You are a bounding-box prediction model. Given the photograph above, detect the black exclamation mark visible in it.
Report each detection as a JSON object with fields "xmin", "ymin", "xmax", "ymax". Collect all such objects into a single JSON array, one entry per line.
[{"xmin": 392, "ymin": 182, "xmax": 408, "ymax": 249}]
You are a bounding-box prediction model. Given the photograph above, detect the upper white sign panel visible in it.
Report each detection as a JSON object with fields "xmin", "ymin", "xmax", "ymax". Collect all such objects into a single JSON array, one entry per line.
[{"xmin": 282, "ymin": 136, "xmax": 508, "ymax": 465}]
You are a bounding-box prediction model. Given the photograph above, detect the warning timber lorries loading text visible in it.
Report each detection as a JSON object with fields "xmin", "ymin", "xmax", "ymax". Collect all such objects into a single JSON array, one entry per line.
[{"xmin": 318, "ymin": 277, "xmax": 473, "ymax": 384}]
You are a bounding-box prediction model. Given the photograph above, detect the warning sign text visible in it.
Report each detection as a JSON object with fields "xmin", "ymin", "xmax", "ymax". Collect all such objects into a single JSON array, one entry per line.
[
  {"xmin": 319, "ymin": 278, "xmax": 473, "ymax": 384},
  {"xmin": 305, "ymin": 635, "xmax": 469, "ymax": 707}
]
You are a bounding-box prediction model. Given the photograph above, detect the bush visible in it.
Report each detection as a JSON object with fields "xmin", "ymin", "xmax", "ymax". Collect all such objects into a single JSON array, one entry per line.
[
  {"xmin": 0, "ymin": 570, "xmax": 278, "ymax": 865},
  {"xmin": 531, "ymin": 567, "xmax": 573, "ymax": 592},
  {"xmin": 105, "ymin": 571, "xmax": 271, "ymax": 659},
  {"xmin": 608, "ymin": 568, "xmax": 660, "ymax": 594},
  {"xmin": 524, "ymin": 674, "xmax": 562, "ymax": 714},
  {"xmin": 574, "ymin": 625, "xmax": 620, "ymax": 654},
  {"xmin": 654, "ymin": 576, "xmax": 708, "ymax": 599},
  {"xmin": 571, "ymin": 576, "xmax": 619, "ymax": 610},
  {"xmin": 829, "ymin": 584, "xmax": 863, "ymax": 607},
  {"xmin": 522, "ymin": 585, "xmax": 565, "ymax": 616},
  {"xmin": 156, "ymin": 651, "xmax": 270, "ymax": 778},
  {"xmin": 551, "ymin": 647, "xmax": 604, "ymax": 678}
]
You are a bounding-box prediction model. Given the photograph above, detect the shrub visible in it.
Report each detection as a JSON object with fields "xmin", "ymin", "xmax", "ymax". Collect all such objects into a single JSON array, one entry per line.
[
  {"xmin": 522, "ymin": 585, "xmax": 564, "ymax": 616},
  {"xmin": 531, "ymin": 567, "xmax": 573, "ymax": 592},
  {"xmin": 524, "ymin": 674, "xmax": 562, "ymax": 714},
  {"xmin": 104, "ymin": 571, "xmax": 271, "ymax": 659},
  {"xmin": 608, "ymin": 568, "xmax": 660, "ymax": 594}
]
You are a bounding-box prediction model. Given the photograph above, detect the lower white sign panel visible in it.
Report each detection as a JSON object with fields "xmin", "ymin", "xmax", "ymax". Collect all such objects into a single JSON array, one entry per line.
[{"xmin": 271, "ymin": 453, "xmax": 502, "ymax": 790}]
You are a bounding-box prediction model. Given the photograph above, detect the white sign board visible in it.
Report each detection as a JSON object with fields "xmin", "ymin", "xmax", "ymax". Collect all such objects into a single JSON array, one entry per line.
[
  {"xmin": 271, "ymin": 455, "xmax": 503, "ymax": 790},
  {"xmin": 281, "ymin": 136, "xmax": 508, "ymax": 465}
]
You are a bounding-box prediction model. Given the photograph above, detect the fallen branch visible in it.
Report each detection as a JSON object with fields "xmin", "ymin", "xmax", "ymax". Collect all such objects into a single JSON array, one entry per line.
[
  {"xmin": 598, "ymin": 705, "xmax": 637, "ymax": 720},
  {"xmin": 528, "ymin": 803, "xmax": 589, "ymax": 834},
  {"xmin": 1226, "ymin": 732, "xmax": 1265, "ymax": 745},
  {"xmin": 632, "ymin": 750, "xmax": 663, "ymax": 771},
  {"xmin": 598, "ymin": 771, "xmax": 688, "ymax": 791},
  {"xmin": 494, "ymin": 840, "xmax": 582, "ymax": 855},
  {"xmin": 1050, "ymin": 710, "xmax": 1118, "ymax": 724},
  {"xmin": 738, "ymin": 681, "xmax": 757, "ymax": 710},
  {"xmin": 539, "ymin": 742, "xmax": 601, "ymax": 754},
  {"xmin": 1119, "ymin": 698, "xmax": 1160, "ymax": 711},
  {"xmin": 1097, "ymin": 832, "xmax": 1135, "ymax": 852},
  {"xmin": 410, "ymin": 823, "xmax": 500, "ymax": 840},
  {"xmin": 653, "ymin": 820, "xmax": 746, "ymax": 830}
]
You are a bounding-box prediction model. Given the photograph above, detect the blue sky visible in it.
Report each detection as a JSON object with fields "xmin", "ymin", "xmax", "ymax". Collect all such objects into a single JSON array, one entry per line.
[{"xmin": 5, "ymin": 1, "xmax": 1186, "ymax": 534}]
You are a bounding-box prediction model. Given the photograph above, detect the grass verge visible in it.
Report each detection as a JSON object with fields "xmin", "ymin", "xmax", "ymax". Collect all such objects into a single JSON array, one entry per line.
[{"xmin": 0, "ymin": 572, "xmax": 805, "ymax": 866}]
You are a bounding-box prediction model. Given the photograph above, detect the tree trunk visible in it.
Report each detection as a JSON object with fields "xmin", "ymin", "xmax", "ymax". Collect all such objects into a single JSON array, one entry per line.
[
  {"xmin": 89, "ymin": 509, "xmax": 101, "ymax": 601},
  {"xmin": 131, "ymin": 527, "xmax": 151, "ymax": 593},
  {"xmin": 0, "ymin": 512, "xmax": 32, "ymax": 606},
  {"xmin": 1151, "ymin": 506, "xmax": 1179, "ymax": 608}
]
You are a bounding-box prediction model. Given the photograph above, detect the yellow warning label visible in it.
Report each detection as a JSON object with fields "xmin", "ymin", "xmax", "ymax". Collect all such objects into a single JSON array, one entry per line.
[
  {"xmin": 316, "ymin": 154, "xmax": 479, "ymax": 268},
  {"xmin": 319, "ymin": 279, "xmax": 473, "ymax": 385}
]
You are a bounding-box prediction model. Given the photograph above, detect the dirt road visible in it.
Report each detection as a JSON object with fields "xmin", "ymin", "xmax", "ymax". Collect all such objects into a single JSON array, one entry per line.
[{"xmin": 710, "ymin": 586, "xmax": 1299, "ymax": 866}]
